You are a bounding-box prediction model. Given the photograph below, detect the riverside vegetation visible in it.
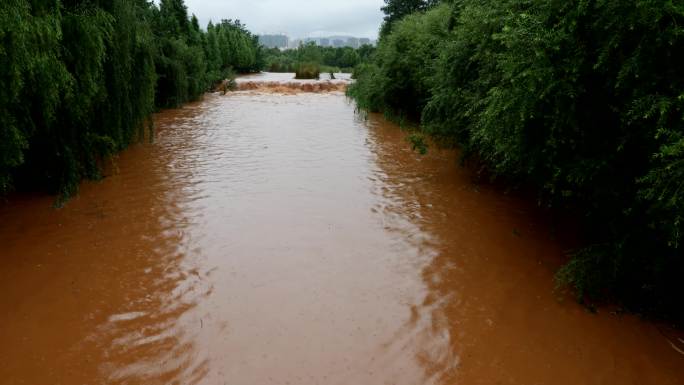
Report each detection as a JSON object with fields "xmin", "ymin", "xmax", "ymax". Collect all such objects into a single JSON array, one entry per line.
[
  {"xmin": 263, "ymin": 42, "xmax": 376, "ymax": 78},
  {"xmin": 349, "ymin": 0, "xmax": 684, "ymax": 322},
  {"xmin": 0, "ymin": 0, "xmax": 262, "ymax": 198}
]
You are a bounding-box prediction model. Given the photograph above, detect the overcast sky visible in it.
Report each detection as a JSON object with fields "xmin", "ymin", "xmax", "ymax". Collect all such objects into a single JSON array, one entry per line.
[{"xmin": 183, "ymin": 0, "xmax": 385, "ymax": 39}]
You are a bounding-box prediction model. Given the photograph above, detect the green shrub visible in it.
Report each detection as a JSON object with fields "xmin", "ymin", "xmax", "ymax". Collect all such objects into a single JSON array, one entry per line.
[
  {"xmin": 294, "ymin": 62, "xmax": 320, "ymax": 79},
  {"xmin": 347, "ymin": 4, "xmax": 451, "ymax": 120}
]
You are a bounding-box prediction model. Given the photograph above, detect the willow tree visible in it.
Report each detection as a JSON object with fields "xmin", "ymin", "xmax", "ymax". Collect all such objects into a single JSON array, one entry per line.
[{"xmin": 1, "ymin": 0, "xmax": 260, "ymax": 197}]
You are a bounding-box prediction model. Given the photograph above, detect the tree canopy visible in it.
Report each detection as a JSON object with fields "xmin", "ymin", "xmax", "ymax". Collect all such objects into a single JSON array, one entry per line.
[{"xmin": 380, "ymin": 0, "xmax": 440, "ymax": 36}]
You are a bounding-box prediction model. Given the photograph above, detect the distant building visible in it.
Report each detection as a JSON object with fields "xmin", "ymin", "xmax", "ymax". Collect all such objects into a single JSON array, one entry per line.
[
  {"xmin": 258, "ymin": 34, "xmax": 289, "ymax": 49},
  {"xmin": 282, "ymin": 35, "xmax": 375, "ymax": 49}
]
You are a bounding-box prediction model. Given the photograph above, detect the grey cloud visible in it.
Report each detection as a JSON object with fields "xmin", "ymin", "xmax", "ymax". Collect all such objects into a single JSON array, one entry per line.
[{"xmin": 184, "ymin": 0, "xmax": 385, "ymax": 38}]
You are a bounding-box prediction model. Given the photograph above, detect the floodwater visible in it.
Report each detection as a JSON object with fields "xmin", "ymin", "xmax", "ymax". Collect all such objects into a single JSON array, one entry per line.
[{"xmin": 0, "ymin": 73, "xmax": 682, "ymax": 385}]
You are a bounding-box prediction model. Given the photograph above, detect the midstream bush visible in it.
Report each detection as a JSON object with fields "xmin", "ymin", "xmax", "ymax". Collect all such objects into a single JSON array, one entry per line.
[
  {"xmin": 0, "ymin": 0, "xmax": 261, "ymax": 198},
  {"xmin": 349, "ymin": 1, "xmax": 684, "ymax": 322},
  {"xmin": 294, "ymin": 63, "xmax": 320, "ymax": 79}
]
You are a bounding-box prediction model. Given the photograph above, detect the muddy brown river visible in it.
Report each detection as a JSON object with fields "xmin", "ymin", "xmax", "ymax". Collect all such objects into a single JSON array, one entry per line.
[{"xmin": 1, "ymin": 74, "xmax": 683, "ymax": 384}]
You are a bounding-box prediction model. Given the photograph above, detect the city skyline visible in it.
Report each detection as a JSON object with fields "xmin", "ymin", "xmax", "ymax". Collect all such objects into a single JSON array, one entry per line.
[{"xmin": 258, "ymin": 33, "xmax": 375, "ymax": 49}]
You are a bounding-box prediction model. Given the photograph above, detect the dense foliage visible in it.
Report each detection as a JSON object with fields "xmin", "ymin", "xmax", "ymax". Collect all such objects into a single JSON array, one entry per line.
[
  {"xmin": 262, "ymin": 42, "xmax": 375, "ymax": 74},
  {"xmin": 379, "ymin": 0, "xmax": 439, "ymax": 36},
  {"xmin": 0, "ymin": 0, "xmax": 260, "ymax": 197},
  {"xmin": 350, "ymin": 0, "xmax": 684, "ymax": 321}
]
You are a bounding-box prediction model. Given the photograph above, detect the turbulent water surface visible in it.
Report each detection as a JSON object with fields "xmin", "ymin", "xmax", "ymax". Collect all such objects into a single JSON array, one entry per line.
[{"xmin": 1, "ymin": 73, "xmax": 683, "ymax": 385}]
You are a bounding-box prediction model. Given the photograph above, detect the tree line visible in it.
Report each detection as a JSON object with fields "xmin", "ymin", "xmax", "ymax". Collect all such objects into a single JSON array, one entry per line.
[
  {"xmin": 350, "ymin": 0, "xmax": 684, "ymax": 322},
  {"xmin": 0, "ymin": 0, "xmax": 261, "ymax": 198},
  {"xmin": 262, "ymin": 43, "xmax": 375, "ymax": 75}
]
